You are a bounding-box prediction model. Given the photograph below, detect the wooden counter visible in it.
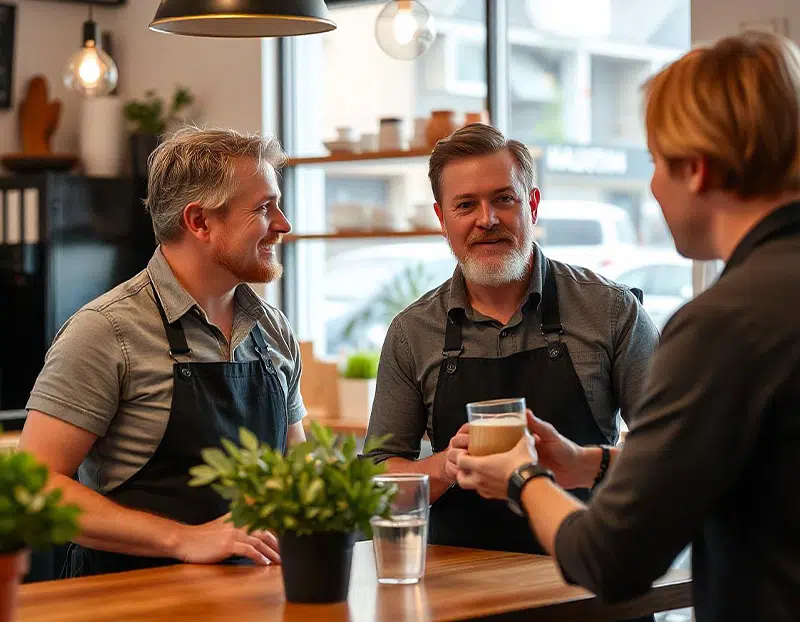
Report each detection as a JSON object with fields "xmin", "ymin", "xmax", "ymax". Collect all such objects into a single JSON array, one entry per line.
[{"xmin": 18, "ymin": 542, "xmax": 691, "ymax": 621}]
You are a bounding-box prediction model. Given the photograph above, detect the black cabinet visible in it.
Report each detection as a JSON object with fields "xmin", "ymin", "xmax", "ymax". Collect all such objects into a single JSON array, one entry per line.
[{"xmin": 0, "ymin": 174, "xmax": 154, "ymax": 411}]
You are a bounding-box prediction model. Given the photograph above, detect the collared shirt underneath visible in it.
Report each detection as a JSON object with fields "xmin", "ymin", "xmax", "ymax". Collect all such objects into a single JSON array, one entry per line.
[{"xmin": 27, "ymin": 247, "xmax": 306, "ymax": 494}]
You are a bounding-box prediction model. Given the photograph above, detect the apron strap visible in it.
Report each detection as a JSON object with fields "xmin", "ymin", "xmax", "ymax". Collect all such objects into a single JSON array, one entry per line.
[
  {"xmin": 540, "ymin": 258, "xmax": 563, "ymax": 336},
  {"xmin": 443, "ymin": 311, "xmax": 464, "ymax": 355},
  {"xmin": 150, "ymin": 283, "xmax": 191, "ymax": 358}
]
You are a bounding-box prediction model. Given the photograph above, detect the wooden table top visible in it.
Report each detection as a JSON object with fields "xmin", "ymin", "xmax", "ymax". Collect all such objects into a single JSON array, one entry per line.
[{"xmin": 18, "ymin": 542, "xmax": 691, "ymax": 622}]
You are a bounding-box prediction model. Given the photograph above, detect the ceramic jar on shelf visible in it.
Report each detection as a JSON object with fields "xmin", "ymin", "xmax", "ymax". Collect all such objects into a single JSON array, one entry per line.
[{"xmin": 425, "ymin": 110, "xmax": 457, "ymax": 147}]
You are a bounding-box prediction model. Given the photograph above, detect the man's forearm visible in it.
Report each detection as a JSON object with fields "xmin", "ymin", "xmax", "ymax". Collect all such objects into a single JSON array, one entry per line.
[
  {"xmin": 48, "ymin": 473, "xmax": 185, "ymax": 558},
  {"xmin": 385, "ymin": 453, "xmax": 453, "ymax": 502},
  {"xmin": 521, "ymin": 478, "xmax": 584, "ymax": 554}
]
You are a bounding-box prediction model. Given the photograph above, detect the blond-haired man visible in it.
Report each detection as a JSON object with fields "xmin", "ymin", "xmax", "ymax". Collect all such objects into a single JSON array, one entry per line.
[
  {"xmin": 19, "ymin": 127, "xmax": 306, "ymax": 576},
  {"xmin": 453, "ymin": 31, "xmax": 800, "ymax": 621},
  {"xmin": 364, "ymin": 123, "xmax": 659, "ymax": 558}
]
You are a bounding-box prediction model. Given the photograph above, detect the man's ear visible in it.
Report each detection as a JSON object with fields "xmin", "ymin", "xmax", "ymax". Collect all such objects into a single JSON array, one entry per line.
[
  {"xmin": 434, "ymin": 202, "xmax": 446, "ymax": 236},
  {"xmin": 685, "ymin": 155, "xmax": 712, "ymax": 195},
  {"xmin": 183, "ymin": 202, "xmax": 210, "ymax": 241},
  {"xmin": 529, "ymin": 187, "xmax": 541, "ymax": 224}
]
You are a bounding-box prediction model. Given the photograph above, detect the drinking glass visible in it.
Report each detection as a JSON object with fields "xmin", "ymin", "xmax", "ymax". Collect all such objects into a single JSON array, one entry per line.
[
  {"xmin": 466, "ymin": 397, "xmax": 527, "ymax": 456},
  {"xmin": 370, "ymin": 474, "xmax": 429, "ymax": 585}
]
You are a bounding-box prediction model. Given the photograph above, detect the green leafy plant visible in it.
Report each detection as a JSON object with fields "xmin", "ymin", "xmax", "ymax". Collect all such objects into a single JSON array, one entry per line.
[
  {"xmin": 342, "ymin": 351, "xmax": 380, "ymax": 379},
  {"xmin": 123, "ymin": 86, "xmax": 195, "ymax": 135},
  {"xmin": 188, "ymin": 422, "xmax": 395, "ymax": 537},
  {"xmin": 342, "ymin": 262, "xmax": 438, "ymax": 344},
  {"xmin": 0, "ymin": 449, "xmax": 81, "ymax": 553}
]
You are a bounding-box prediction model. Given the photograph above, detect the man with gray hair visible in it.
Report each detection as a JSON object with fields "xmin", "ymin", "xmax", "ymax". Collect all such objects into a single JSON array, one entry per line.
[
  {"xmin": 365, "ymin": 123, "xmax": 659, "ymax": 556},
  {"xmin": 19, "ymin": 127, "xmax": 305, "ymax": 576}
]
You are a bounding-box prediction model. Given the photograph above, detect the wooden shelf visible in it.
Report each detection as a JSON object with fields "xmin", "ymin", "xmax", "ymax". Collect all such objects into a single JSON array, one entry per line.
[
  {"xmin": 285, "ymin": 229, "xmax": 441, "ymax": 241},
  {"xmin": 286, "ymin": 148, "xmax": 432, "ymax": 166}
]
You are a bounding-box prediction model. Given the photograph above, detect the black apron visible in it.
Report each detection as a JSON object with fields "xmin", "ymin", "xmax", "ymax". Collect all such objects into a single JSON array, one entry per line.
[
  {"xmin": 429, "ymin": 258, "xmax": 608, "ymax": 555},
  {"xmin": 66, "ymin": 284, "xmax": 288, "ymax": 577}
]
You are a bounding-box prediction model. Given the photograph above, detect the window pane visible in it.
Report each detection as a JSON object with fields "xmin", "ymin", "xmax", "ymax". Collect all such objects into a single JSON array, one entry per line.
[
  {"xmin": 287, "ymin": 1, "xmax": 486, "ymax": 356},
  {"xmin": 509, "ymin": 0, "xmax": 693, "ymax": 334}
]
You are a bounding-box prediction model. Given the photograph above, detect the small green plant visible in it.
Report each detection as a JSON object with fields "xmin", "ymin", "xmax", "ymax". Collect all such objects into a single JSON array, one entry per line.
[
  {"xmin": 188, "ymin": 422, "xmax": 395, "ymax": 537},
  {"xmin": 123, "ymin": 86, "xmax": 195, "ymax": 135},
  {"xmin": 0, "ymin": 449, "xmax": 81, "ymax": 553},
  {"xmin": 342, "ymin": 351, "xmax": 380, "ymax": 379}
]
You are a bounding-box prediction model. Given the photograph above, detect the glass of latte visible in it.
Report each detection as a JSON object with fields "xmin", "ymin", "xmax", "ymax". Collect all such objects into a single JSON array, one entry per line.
[{"xmin": 466, "ymin": 398, "xmax": 527, "ymax": 456}]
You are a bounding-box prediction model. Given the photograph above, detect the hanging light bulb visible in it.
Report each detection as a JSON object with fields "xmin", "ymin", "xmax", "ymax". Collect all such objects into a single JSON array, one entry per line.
[
  {"xmin": 375, "ymin": 0, "xmax": 437, "ymax": 61},
  {"xmin": 63, "ymin": 5, "xmax": 118, "ymax": 97}
]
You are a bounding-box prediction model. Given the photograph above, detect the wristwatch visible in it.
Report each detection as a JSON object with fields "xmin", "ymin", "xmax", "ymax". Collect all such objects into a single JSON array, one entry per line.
[{"xmin": 507, "ymin": 463, "xmax": 555, "ymax": 517}]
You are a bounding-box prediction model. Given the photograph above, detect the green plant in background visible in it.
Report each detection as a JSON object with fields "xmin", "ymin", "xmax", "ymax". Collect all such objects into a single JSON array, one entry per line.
[
  {"xmin": 0, "ymin": 448, "xmax": 81, "ymax": 553},
  {"xmin": 342, "ymin": 351, "xmax": 380, "ymax": 379},
  {"xmin": 188, "ymin": 422, "xmax": 395, "ymax": 537},
  {"xmin": 342, "ymin": 262, "xmax": 437, "ymax": 344},
  {"xmin": 123, "ymin": 86, "xmax": 195, "ymax": 135}
]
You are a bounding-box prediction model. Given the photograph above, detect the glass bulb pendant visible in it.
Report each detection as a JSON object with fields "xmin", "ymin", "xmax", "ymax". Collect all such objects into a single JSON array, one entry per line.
[
  {"xmin": 375, "ymin": 0, "xmax": 437, "ymax": 61},
  {"xmin": 63, "ymin": 17, "xmax": 118, "ymax": 97}
]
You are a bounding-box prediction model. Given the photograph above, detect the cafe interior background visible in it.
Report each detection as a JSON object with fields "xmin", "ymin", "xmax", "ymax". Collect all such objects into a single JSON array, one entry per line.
[{"xmin": 0, "ymin": 0, "xmax": 796, "ymax": 606}]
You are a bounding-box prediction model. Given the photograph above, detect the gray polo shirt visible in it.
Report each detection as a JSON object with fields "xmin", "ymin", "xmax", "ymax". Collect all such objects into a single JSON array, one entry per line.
[
  {"xmin": 27, "ymin": 247, "xmax": 306, "ymax": 494},
  {"xmin": 365, "ymin": 245, "xmax": 659, "ymax": 463}
]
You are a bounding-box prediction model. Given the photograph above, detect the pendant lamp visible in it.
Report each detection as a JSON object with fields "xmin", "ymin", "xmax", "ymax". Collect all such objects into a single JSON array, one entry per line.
[{"xmin": 149, "ymin": 0, "xmax": 336, "ymax": 38}]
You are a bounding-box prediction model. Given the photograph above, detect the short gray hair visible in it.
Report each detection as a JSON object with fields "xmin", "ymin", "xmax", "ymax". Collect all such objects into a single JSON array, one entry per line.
[
  {"xmin": 428, "ymin": 123, "xmax": 536, "ymax": 203},
  {"xmin": 144, "ymin": 126, "xmax": 287, "ymax": 243}
]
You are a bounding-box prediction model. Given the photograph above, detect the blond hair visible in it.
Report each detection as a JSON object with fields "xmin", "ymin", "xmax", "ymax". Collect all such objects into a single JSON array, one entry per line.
[
  {"xmin": 144, "ymin": 126, "xmax": 287, "ymax": 243},
  {"xmin": 428, "ymin": 123, "xmax": 536, "ymax": 203},
  {"xmin": 645, "ymin": 30, "xmax": 800, "ymax": 198}
]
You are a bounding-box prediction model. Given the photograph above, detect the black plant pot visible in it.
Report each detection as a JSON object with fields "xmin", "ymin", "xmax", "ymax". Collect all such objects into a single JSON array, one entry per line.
[
  {"xmin": 130, "ymin": 132, "xmax": 160, "ymax": 180},
  {"xmin": 279, "ymin": 531, "xmax": 357, "ymax": 604}
]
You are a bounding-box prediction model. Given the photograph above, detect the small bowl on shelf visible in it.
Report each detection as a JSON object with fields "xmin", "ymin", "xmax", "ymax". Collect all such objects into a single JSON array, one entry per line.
[{"xmin": 323, "ymin": 139, "xmax": 358, "ymax": 155}]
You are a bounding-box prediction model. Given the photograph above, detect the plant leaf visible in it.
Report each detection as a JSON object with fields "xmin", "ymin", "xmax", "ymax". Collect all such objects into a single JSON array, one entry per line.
[{"xmin": 239, "ymin": 428, "xmax": 259, "ymax": 452}]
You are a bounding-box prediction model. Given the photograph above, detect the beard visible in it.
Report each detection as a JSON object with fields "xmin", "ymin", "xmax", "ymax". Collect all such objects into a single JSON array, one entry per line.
[
  {"xmin": 447, "ymin": 217, "xmax": 535, "ymax": 287},
  {"xmin": 212, "ymin": 235, "xmax": 284, "ymax": 284}
]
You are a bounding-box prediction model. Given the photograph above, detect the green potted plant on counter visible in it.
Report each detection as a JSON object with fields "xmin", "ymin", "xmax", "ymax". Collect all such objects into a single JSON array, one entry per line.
[
  {"xmin": 189, "ymin": 422, "xmax": 394, "ymax": 604},
  {"xmin": 338, "ymin": 350, "xmax": 380, "ymax": 422},
  {"xmin": 0, "ymin": 447, "xmax": 80, "ymax": 621}
]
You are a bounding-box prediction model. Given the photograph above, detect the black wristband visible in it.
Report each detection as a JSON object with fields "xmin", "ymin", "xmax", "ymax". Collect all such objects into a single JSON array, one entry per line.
[{"xmin": 592, "ymin": 445, "xmax": 611, "ymax": 489}]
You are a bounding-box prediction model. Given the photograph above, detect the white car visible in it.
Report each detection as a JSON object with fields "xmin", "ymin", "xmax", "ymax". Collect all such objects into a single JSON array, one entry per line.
[
  {"xmin": 535, "ymin": 200, "xmax": 640, "ymax": 274},
  {"xmin": 606, "ymin": 253, "xmax": 693, "ymax": 329}
]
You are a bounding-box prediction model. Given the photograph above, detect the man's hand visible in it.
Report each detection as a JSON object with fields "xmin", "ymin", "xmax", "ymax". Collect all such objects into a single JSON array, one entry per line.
[
  {"xmin": 526, "ymin": 411, "xmax": 586, "ymax": 489},
  {"xmin": 454, "ymin": 434, "xmax": 537, "ymax": 500},
  {"xmin": 443, "ymin": 423, "xmax": 471, "ymax": 482},
  {"xmin": 174, "ymin": 514, "xmax": 281, "ymax": 566}
]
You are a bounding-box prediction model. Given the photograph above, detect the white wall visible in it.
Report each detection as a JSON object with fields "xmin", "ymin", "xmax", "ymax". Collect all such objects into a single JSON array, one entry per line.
[
  {"xmin": 691, "ymin": 0, "xmax": 800, "ymax": 44},
  {"xmin": 0, "ymin": 0, "xmax": 267, "ymax": 157}
]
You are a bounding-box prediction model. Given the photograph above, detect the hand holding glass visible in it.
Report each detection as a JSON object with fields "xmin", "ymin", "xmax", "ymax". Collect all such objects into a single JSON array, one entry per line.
[{"xmin": 467, "ymin": 398, "xmax": 527, "ymax": 456}]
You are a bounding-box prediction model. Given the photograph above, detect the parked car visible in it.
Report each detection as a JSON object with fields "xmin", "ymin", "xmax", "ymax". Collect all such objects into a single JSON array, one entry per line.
[
  {"xmin": 534, "ymin": 199, "xmax": 640, "ymax": 274},
  {"xmin": 606, "ymin": 253, "xmax": 693, "ymax": 330}
]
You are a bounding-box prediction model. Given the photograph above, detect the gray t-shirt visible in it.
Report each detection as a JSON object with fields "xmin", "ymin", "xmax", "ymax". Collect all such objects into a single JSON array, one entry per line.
[
  {"xmin": 27, "ymin": 247, "xmax": 306, "ymax": 494},
  {"xmin": 365, "ymin": 245, "xmax": 659, "ymax": 463}
]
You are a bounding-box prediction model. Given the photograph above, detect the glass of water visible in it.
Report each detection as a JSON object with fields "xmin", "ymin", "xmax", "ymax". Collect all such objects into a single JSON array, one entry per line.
[{"xmin": 370, "ymin": 473, "xmax": 429, "ymax": 585}]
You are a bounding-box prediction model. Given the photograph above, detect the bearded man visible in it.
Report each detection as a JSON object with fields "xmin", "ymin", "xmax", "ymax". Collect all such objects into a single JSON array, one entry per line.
[
  {"xmin": 19, "ymin": 127, "xmax": 305, "ymax": 576},
  {"xmin": 364, "ymin": 123, "xmax": 659, "ymax": 555}
]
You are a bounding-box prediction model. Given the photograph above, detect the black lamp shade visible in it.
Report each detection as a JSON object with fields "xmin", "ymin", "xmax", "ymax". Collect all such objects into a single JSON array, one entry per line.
[{"xmin": 149, "ymin": 0, "xmax": 337, "ymax": 38}]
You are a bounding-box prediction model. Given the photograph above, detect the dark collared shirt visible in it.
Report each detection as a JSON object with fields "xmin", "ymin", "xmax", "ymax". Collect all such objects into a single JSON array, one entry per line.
[
  {"xmin": 555, "ymin": 202, "xmax": 800, "ymax": 621},
  {"xmin": 366, "ymin": 244, "xmax": 659, "ymax": 463}
]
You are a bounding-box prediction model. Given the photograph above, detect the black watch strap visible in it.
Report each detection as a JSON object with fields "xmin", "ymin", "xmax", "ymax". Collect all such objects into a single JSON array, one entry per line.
[{"xmin": 507, "ymin": 463, "xmax": 555, "ymax": 517}]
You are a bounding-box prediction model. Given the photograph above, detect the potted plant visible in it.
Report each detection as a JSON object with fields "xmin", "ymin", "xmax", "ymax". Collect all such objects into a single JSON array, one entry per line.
[
  {"xmin": 123, "ymin": 86, "xmax": 195, "ymax": 178},
  {"xmin": 189, "ymin": 423, "xmax": 394, "ymax": 604},
  {"xmin": 338, "ymin": 351, "xmax": 380, "ymax": 422},
  {"xmin": 0, "ymin": 447, "xmax": 80, "ymax": 622}
]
